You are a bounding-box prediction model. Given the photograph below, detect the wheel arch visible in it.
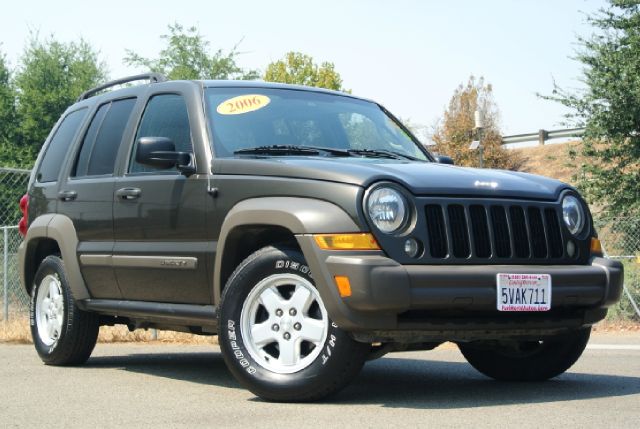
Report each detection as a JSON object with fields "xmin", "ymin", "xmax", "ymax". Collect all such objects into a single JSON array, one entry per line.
[
  {"xmin": 19, "ymin": 214, "xmax": 90, "ymax": 300},
  {"xmin": 213, "ymin": 197, "xmax": 360, "ymax": 303}
]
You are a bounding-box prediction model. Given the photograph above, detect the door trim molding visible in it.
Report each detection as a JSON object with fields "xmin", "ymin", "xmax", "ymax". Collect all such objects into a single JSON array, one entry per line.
[{"xmin": 80, "ymin": 254, "xmax": 198, "ymax": 270}]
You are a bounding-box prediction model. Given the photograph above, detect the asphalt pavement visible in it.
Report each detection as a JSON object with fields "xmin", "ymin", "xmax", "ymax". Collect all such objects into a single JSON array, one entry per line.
[{"xmin": 1, "ymin": 332, "xmax": 639, "ymax": 428}]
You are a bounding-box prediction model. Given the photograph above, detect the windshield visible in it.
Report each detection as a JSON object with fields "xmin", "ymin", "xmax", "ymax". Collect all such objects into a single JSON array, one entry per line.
[{"xmin": 205, "ymin": 87, "xmax": 430, "ymax": 160}]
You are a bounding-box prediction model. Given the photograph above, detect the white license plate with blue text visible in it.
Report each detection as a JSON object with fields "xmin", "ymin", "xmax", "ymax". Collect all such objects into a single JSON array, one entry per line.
[{"xmin": 497, "ymin": 273, "xmax": 551, "ymax": 311}]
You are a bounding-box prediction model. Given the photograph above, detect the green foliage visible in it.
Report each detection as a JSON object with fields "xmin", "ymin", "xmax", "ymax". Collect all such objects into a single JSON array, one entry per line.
[
  {"xmin": 264, "ymin": 52, "xmax": 345, "ymax": 91},
  {"xmin": 548, "ymin": 0, "xmax": 640, "ymax": 217},
  {"xmin": 0, "ymin": 49, "xmax": 17, "ymax": 149},
  {"xmin": 432, "ymin": 76, "xmax": 521, "ymax": 170},
  {"xmin": 124, "ymin": 23, "xmax": 259, "ymax": 80},
  {"xmin": 14, "ymin": 35, "xmax": 106, "ymax": 157}
]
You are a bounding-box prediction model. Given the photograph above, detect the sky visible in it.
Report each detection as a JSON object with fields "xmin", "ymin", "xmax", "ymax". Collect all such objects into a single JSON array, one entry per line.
[{"xmin": 0, "ymin": 0, "xmax": 607, "ymax": 140}]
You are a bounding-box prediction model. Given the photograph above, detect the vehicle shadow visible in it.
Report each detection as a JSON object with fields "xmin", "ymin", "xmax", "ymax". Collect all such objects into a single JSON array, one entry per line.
[
  {"xmin": 336, "ymin": 356, "xmax": 640, "ymax": 409},
  {"xmin": 85, "ymin": 351, "xmax": 240, "ymax": 390},
  {"xmin": 84, "ymin": 349, "xmax": 640, "ymax": 409}
]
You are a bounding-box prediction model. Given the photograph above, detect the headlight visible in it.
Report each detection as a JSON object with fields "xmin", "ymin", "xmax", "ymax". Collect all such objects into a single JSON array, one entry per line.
[
  {"xmin": 367, "ymin": 187, "xmax": 408, "ymax": 234},
  {"xmin": 562, "ymin": 195, "xmax": 585, "ymax": 235}
]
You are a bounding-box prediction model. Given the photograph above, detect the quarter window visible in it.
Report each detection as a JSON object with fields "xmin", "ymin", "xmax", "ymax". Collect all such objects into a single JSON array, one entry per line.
[
  {"xmin": 37, "ymin": 108, "xmax": 87, "ymax": 183},
  {"xmin": 129, "ymin": 94, "xmax": 192, "ymax": 173}
]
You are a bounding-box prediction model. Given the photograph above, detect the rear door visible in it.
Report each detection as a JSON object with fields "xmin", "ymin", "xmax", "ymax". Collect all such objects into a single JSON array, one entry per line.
[
  {"xmin": 56, "ymin": 97, "xmax": 138, "ymax": 299},
  {"xmin": 112, "ymin": 92, "xmax": 210, "ymax": 304}
]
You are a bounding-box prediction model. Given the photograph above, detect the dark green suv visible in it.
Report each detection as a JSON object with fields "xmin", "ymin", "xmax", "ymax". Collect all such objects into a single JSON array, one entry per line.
[{"xmin": 17, "ymin": 74, "xmax": 623, "ymax": 401}]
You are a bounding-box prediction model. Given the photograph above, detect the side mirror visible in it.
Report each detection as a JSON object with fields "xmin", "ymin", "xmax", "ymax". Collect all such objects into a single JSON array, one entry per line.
[
  {"xmin": 434, "ymin": 155, "xmax": 454, "ymax": 165},
  {"xmin": 135, "ymin": 137, "xmax": 195, "ymax": 176}
]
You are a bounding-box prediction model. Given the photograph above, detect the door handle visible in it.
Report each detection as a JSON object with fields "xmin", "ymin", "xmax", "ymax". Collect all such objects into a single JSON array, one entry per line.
[
  {"xmin": 115, "ymin": 187, "xmax": 142, "ymax": 200},
  {"xmin": 58, "ymin": 190, "xmax": 77, "ymax": 201}
]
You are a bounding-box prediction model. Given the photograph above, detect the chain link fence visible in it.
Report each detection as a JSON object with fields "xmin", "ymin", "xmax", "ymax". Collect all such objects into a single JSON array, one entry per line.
[
  {"xmin": 1, "ymin": 167, "xmax": 31, "ymax": 227},
  {"xmin": 0, "ymin": 164, "xmax": 638, "ymax": 341},
  {"xmin": 2, "ymin": 226, "xmax": 29, "ymax": 317},
  {"xmin": 1, "ymin": 168, "xmax": 31, "ymax": 324},
  {"xmin": 1, "ymin": 168, "xmax": 32, "ymax": 340},
  {"xmin": 594, "ymin": 217, "xmax": 640, "ymax": 320}
]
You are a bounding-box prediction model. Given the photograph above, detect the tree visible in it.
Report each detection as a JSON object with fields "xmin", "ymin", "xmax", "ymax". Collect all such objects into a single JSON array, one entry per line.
[
  {"xmin": 264, "ymin": 52, "xmax": 345, "ymax": 91},
  {"xmin": 124, "ymin": 23, "xmax": 259, "ymax": 81},
  {"xmin": 432, "ymin": 76, "xmax": 520, "ymax": 170},
  {"xmin": 548, "ymin": 1, "xmax": 640, "ymax": 218},
  {"xmin": 14, "ymin": 35, "xmax": 107, "ymax": 155},
  {"xmin": 0, "ymin": 48, "xmax": 23, "ymax": 167}
]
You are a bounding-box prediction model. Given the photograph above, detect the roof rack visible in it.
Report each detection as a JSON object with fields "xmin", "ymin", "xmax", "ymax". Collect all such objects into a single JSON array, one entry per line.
[{"xmin": 76, "ymin": 73, "xmax": 167, "ymax": 102}]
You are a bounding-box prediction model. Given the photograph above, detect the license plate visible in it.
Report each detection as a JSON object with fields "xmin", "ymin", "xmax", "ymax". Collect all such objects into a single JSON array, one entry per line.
[{"xmin": 497, "ymin": 273, "xmax": 551, "ymax": 311}]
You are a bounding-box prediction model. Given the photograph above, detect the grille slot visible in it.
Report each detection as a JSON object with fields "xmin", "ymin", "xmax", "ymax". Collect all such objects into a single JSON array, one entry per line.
[
  {"xmin": 490, "ymin": 206, "xmax": 511, "ymax": 258},
  {"xmin": 545, "ymin": 208, "xmax": 564, "ymax": 258},
  {"xmin": 425, "ymin": 205, "xmax": 448, "ymax": 258},
  {"xmin": 448, "ymin": 205, "xmax": 470, "ymax": 258},
  {"xmin": 510, "ymin": 206, "xmax": 530, "ymax": 258},
  {"xmin": 469, "ymin": 205, "xmax": 491, "ymax": 258},
  {"xmin": 528, "ymin": 207, "xmax": 548, "ymax": 258}
]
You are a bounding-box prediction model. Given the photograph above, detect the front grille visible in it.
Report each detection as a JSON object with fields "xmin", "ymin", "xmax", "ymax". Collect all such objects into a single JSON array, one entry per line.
[{"xmin": 423, "ymin": 201, "xmax": 566, "ymax": 262}]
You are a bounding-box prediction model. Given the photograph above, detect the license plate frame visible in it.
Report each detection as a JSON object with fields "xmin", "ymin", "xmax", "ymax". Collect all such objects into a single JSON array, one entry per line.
[{"xmin": 496, "ymin": 273, "xmax": 551, "ymax": 312}]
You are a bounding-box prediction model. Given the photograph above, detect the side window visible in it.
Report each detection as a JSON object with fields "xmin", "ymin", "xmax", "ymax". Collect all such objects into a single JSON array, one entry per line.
[
  {"xmin": 73, "ymin": 98, "xmax": 136, "ymax": 177},
  {"xmin": 37, "ymin": 108, "xmax": 87, "ymax": 183},
  {"xmin": 129, "ymin": 94, "xmax": 192, "ymax": 173}
]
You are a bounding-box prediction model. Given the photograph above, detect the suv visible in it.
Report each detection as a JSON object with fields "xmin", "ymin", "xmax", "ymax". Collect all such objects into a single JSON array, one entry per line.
[{"xmin": 18, "ymin": 74, "xmax": 623, "ymax": 401}]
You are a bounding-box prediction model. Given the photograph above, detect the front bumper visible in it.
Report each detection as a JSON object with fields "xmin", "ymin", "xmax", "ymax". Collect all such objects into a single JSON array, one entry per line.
[{"xmin": 297, "ymin": 235, "xmax": 623, "ymax": 338}]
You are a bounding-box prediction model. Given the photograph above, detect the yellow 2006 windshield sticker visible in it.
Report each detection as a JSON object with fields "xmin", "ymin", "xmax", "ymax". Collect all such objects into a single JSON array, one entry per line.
[{"xmin": 217, "ymin": 94, "xmax": 271, "ymax": 115}]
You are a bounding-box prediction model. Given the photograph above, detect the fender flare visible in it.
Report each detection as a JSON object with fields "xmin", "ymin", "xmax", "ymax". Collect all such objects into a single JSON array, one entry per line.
[
  {"xmin": 18, "ymin": 214, "xmax": 90, "ymax": 300},
  {"xmin": 213, "ymin": 197, "xmax": 360, "ymax": 302}
]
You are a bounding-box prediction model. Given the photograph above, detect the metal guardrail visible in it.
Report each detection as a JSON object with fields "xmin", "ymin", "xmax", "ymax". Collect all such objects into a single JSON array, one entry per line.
[{"xmin": 502, "ymin": 127, "xmax": 585, "ymax": 145}]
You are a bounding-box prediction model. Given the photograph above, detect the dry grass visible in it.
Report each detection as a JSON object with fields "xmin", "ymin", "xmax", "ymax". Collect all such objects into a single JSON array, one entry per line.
[
  {"xmin": 3, "ymin": 316, "xmax": 638, "ymax": 345},
  {"xmin": 592, "ymin": 319, "xmax": 640, "ymax": 333},
  {"xmin": 0, "ymin": 318, "xmax": 218, "ymax": 345},
  {"xmin": 513, "ymin": 141, "xmax": 583, "ymax": 185},
  {"xmin": 0, "ymin": 319, "xmax": 32, "ymax": 344}
]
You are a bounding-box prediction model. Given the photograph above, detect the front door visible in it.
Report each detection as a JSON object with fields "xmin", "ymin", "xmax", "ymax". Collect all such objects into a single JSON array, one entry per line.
[{"xmin": 113, "ymin": 93, "xmax": 211, "ymax": 304}]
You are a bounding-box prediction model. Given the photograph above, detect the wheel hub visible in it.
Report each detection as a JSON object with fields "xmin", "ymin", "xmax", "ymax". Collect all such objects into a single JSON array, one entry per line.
[
  {"xmin": 35, "ymin": 274, "xmax": 64, "ymax": 347},
  {"xmin": 240, "ymin": 273, "xmax": 329, "ymax": 374}
]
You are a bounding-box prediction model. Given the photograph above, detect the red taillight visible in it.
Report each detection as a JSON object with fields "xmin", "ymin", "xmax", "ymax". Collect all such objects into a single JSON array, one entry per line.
[{"xmin": 18, "ymin": 194, "xmax": 29, "ymax": 237}]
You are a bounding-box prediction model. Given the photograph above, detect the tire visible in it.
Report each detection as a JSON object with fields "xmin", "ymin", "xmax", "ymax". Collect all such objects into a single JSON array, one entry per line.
[
  {"xmin": 458, "ymin": 327, "xmax": 591, "ymax": 381},
  {"xmin": 30, "ymin": 255, "xmax": 99, "ymax": 365},
  {"xmin": 218, "ymin": 245, "xmax": 369, "ymax": 402}
]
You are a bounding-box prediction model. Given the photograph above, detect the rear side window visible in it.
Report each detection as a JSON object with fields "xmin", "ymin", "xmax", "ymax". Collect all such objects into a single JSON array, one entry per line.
[
  {"xmin": 129, "ymin": 94, "xmax": 192, "ymax": 173},
  {"xmin": 73, "ymin": 98, "xmax": 136, "ymax": 177},
  {"xmin": 37, "ymin": 108, "xmax": 87, "ymax": 182}
]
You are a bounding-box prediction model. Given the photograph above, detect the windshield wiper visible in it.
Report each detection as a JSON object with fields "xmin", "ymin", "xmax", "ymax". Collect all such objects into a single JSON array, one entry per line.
[
  {"xmin": 347, "ymin": 148, "xmax": 419, "ymax": 160},
  {"xmin": 234, "ymin": 145, "xmax": 351, "ymax": 157},
  {"xmin": 234, "ymin": 145, "xmax": 420, "ymax": 160}
]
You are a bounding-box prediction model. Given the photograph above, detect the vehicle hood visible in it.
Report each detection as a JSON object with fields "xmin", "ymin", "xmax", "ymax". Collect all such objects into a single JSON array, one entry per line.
[{"xmin": 214, "ymin": 157, "xmax": 570, "ymax": 200}]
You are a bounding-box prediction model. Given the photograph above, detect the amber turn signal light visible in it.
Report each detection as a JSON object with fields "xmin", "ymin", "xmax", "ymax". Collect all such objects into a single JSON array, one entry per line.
[
  {"xmin": 314, "ymin": 233, "xmax": 380, "ymax": 250},
  {"xmin": 334, "ymin": 276, "xmax": 352, "ymax": 297},
  {"xmin": 590, "ymin": 237, "xmax": 603, "ymax": 256}
]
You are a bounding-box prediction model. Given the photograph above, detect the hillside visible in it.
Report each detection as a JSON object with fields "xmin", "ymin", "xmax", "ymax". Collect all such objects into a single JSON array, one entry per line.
[{"xmin": 513, "ymin": 141, "xmax": 583, "ymax": 185}]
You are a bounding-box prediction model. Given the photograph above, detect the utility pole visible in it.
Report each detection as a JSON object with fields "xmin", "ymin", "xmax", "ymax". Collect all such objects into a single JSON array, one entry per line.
[{"xmin": 474, "ymin": 109, "xmax": 484, "ymax": 168}]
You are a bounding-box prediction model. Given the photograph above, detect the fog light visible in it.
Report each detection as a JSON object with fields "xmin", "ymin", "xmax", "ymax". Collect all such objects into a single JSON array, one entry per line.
[{"xmin": 404, "ymin": 238, "xmax": 422, "ymax": 258}]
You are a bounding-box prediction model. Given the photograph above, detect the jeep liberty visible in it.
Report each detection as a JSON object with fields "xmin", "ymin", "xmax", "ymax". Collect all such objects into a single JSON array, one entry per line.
[{"xmin": 17, "ymin": 74, "xmax": 623, "ymax": 401}]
